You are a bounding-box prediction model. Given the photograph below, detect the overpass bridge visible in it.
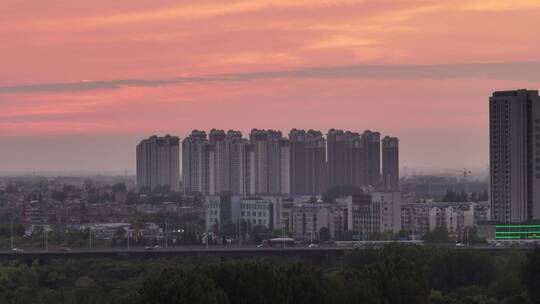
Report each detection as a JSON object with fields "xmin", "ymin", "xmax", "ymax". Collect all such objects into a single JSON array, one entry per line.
[{"xmin": 0, "ymin": 245, "xmax": 529, "ymax": 264}]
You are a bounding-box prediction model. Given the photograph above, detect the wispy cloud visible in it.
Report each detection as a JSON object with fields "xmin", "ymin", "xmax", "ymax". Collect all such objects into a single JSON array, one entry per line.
[
  {"xmin": 1, "ymin": 62, "xmax": 539, "ymax": 94},
  {"xmin": 25, "ymin": 0, "xmax": 365, "ymax": 30}
]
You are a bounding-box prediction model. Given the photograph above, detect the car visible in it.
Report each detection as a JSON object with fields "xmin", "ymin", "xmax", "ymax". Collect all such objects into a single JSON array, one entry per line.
[
  {"xmin": 308, "ymin": 243, "xmax": 319, "ymax": 248},
  {"xmin": 257, "ymin": 244, "xmax": 264, "ymax": 248},
  {"xmin": 144, "ymin": 246, "xmax": 153, "ymax": 250},
  {"xmin": 57, "ymin": 247, "xmax": 71, "ymax": 252},
  {"xmin": 495, "ymin": 242, "xmax": 505, "ymax": 247},
  {"xmin": 11, "ymin": 248, "xmax": 24, "ymax": 252},
  {"xmin": 455, "ymin": 243, "xmax": 465, "ymax": 247}
]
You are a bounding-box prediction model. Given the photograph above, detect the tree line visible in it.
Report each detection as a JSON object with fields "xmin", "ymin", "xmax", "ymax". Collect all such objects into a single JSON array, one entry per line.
[{"xmin": 1, "ymin": 245, "xmax": 540, "ymax": 303}]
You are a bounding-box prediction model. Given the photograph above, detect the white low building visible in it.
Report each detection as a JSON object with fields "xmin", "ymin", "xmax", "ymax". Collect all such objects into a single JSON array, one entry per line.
[{"xmin": 235, "ymin": 197, "xmax": 272, "ymax": 228}]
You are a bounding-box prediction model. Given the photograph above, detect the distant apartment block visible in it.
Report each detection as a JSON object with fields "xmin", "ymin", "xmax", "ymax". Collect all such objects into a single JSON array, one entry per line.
[
  {"xmin": 182, "ymin": 128, "xmax": 398, "ymax": 196},
  {"xmin": 182, "ymin": 130, "xmax": 208, "ymax": 194},
  {"xmin": 249, "ymin": 129, "xmax": 290, "ymax": 195},
  {"xmin": 183, "ymin": 129, "xmax": 248, "ymax": 196},
  {"xmin": 327, "ymin": 129, "xmax": 382, "ymax": 189},
  {"xmin": 289, "ymin": 129, "xmax": 327, "ymax": 195},
  {"xmin": 327, "ymin": 129, "xmax": 362, "ymax": 188},
  {"xmin": 490, "ymin": 89, "xmax": 540, "ymax": 222},
  {"xmin": 209, "ymin": 129, "xmax": 248, "ymax": 195},
  {"xmin": 136, "ymin": 135, "xmax": 180, "ymax": 191},
  {"xmin": 382, "ymin": 136, "xmax": 399, "ymax": 191},
  {"xmin": 363, "ymin": 130, "xmax": 382, "ymax": 189}
]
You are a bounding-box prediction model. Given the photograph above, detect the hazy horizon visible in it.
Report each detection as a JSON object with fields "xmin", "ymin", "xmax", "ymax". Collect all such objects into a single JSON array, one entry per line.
[
  {"xmin": 2, "ymin": 1, "xmax": 540, "ymax": 173},
  {"xmin": 0, "ymin": 131, "xmax": 489, "ymax": 180}
]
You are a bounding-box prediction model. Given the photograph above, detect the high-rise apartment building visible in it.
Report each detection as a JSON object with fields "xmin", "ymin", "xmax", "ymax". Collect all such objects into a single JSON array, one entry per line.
[
  {"xmin": 289, "ymin": 129, "xmax": 327, "ymax": 195},
  {"xmin": 289, "ymin": 129, "xmax": 308, "ymax": 194},
  {"xmin": 305, "ymin": 130, "xmax": 327, "ymax": 195},
  {"xmin": 490, "ymin": 89, "xmax": 540, "ymax": 222},
  {"xmin": 280, "ymin": 138, "xmax": 291, "ymax": 194},
  {"xmin": 182, "ymin": 130, "xmax": 208, "ymax": 194},
  {"xmin": 382, "ymin": 136, "xmax": 399, "ymax": 191},
  {"xmin": 245, "ymin": 143, "xmax": 256, "ymax": 195},
  {"xmin": 362, "ymin": 130, "xmax": 381, "ymax": 189},
  {"xmin": 209, "ymin": 129, "xmax": 227, "ymax": 194},
  {"xmin": 248, "ymin": 129, "xmax": 290, "ymax": 194},
  {"xmin": 327, "ymin": 129, "xmax": 362, "ymax": 188},
  {"xmin": 136, "ymin": 135, "xmax": 180, "ymax": 191},
  {"xmin": 180, "ymin": 128, "xmax": 394, "ymax": 196},
  {"xmin": 227, "ymin": 131, "xmax": 248, "ymax": 195},
  {"xmin": 327, "ymin": 129, "xmax": 382, "ymax": 190}
]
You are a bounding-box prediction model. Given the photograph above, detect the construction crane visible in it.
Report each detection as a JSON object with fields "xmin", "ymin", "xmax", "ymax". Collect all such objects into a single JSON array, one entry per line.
[{"xmin": 444, "ymin": 168, "xmax": 472, "ymax": 195}]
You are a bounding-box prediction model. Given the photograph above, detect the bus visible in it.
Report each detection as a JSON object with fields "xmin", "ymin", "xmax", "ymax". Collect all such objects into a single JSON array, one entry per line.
[{"xmin": 261, "ymin": 238, "xmax": 295, "ymax": 248}]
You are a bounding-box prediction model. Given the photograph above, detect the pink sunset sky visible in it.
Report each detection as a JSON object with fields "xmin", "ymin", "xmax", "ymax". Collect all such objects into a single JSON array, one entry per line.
[{"xmin": 1, "ymin": 0, "xmax": 540, "ymax": 174}]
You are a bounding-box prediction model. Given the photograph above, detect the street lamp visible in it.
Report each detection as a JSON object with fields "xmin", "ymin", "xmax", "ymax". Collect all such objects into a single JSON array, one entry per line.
[
  {"xmin": 10, "ymin": 217, "xmax": 14, "ymax": 249},
  {"xmin": 45, "ymin": 230, "xmax": 49, "ymax": 251}
]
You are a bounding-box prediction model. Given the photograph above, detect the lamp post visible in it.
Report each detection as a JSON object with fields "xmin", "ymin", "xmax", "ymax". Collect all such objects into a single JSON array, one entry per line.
[
  {"xmin": 45, "ymin": 230, "xmax": 49, "ymax": 251},
  {"xmin": 10, "ymin": 217, "xmax": 14, "ymax": 249},
  {"xmin": 165, "ymin": 219, "xmax": 168, "ymax": 249}
]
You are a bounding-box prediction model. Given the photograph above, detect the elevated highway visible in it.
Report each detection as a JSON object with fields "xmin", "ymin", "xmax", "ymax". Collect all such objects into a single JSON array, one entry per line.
[{"xmin": 0, "ymin": 245, "xmax": 529, "ymax": 264}]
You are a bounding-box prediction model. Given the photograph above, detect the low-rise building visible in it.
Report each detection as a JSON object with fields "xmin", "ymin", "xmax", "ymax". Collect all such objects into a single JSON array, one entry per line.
[
  {"xmin": 338, "ymin": 192, "xmax": 401, "ymax": 240},
  {"xmin": 401, "ymin": 201, "xmax": 488, "ymax": 239}
]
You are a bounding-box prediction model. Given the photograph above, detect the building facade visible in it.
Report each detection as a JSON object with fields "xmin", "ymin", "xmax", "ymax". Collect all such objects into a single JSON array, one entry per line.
[
  {"xmin": 327, "ymin": 129, "xmax": 383, "ymax": 190},
  {"xmin": 363, "ymin": 131, "xmax": 381, "ymax": 189},
  {"xmin": 208, "ymin": 129, "xmax": 247, "ymax": 195},
  {"xmin": 372, "ymin": 192, "xmax": 402, "ymax": 234},
  {"xmin": 289, "ymin": 129, "xmax": 327, "ymax": 195},
  {"xmin": 136, "ymin": 135, "xmax": 180, "ymax": 191},
  {"xmin": 490, "ymin": 90, "xmax": 540, "ymax": 222},
  {"xmin": 182, "ymin": 130, "xmax": 208, "ymax": 194},
  {"xmin": 249, "ymin": 129, "xmax": 290, "ymax": 195},
  {"xmin": 382, "ymin": 136, "xmax": 399, "ymax": 191},
  {"xmin": 327, "ymin": 129, "xmax": 363, "ymax": 188},
  {"xmin": 183, "ymin": 128, "xmax": 396, "ymax": 196}
]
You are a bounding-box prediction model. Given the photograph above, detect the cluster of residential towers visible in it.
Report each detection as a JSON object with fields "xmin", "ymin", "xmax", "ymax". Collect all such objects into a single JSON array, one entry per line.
[
  {"xmin": 182, "ymin": 128, "xmax": 399, "ymax": 196},
  {"xmin": 137, "ymin": 129, "xmax": 399, "ymax": 196}
]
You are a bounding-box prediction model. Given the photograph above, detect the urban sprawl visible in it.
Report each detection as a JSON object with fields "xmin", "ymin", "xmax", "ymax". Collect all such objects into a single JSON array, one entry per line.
[{"xmin": 0, "ymin": 89, "xmax": 539, "ymax": 249}]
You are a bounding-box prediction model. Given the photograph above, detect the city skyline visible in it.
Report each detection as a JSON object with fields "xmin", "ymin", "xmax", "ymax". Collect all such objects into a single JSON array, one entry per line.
[
  {"xmin": 1, "ymin": 2, "xmax": 539, "ymax": 303},
  {"xmin": 179, "ymin": 128, "xmax": 397, "ymax": 195},
  {"xmin": 2, "ymin": 1, "xmax": 540, "ymax": 173}
]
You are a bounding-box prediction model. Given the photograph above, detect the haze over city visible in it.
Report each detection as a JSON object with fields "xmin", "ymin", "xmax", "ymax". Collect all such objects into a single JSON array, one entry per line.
[
  {"xmin": 2, "ymin": 0, "xmax": 540, "ymax": 174},
  {"xmin": 4, "ymin": 1, "xmax": 540, "ymax": 304}
]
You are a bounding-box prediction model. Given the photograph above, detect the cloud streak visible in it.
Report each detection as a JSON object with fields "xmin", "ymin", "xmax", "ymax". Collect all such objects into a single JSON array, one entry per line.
[{"xmin": 1, "ymin": 61, "xmax": 539, "ymax": 94}]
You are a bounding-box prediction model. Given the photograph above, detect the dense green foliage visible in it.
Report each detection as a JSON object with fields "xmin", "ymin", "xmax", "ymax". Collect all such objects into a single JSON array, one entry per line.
[
  {"xmin": 522, "ymin": 247, "xmax": 540, "ymax": 302},
  {"xmin": 0, "ymin": 245, "xmax": 536, "ymax": 303}
]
